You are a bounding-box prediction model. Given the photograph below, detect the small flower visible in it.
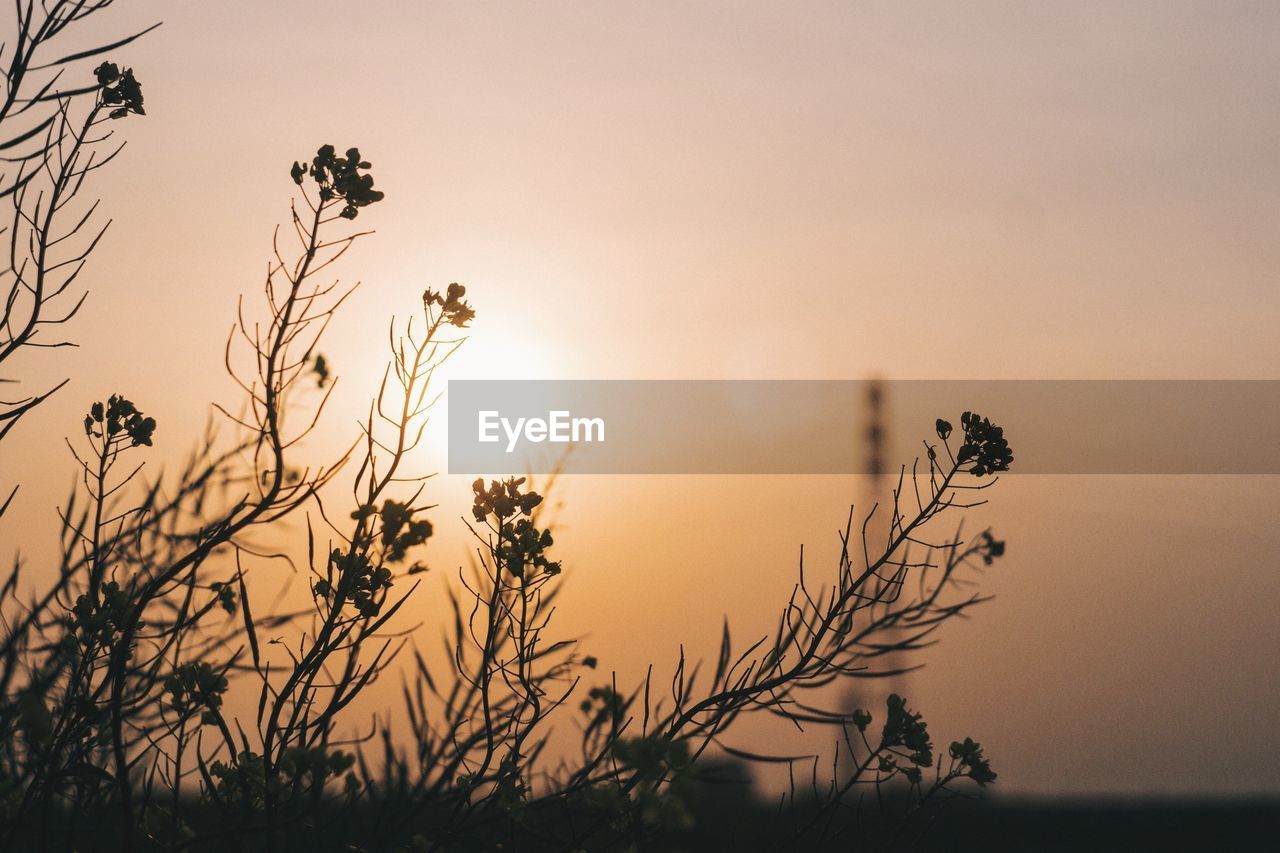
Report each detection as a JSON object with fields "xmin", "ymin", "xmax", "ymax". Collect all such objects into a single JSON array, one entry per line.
[
  {"xmin": 377, "ymin": 499, "xmax": 433, "ymax": 562},
  {"xmin": 470, "ymin": 479, "xmax": 560, "ymax": 580},
  {"xmin": 316, "ymin": 549, "xmax": 393, "ymax": 617},
  {"xmin": 209, "ymin": 581, "xmax": 237, "ymax": 614},
  {"xmin": 424, "ymin": 283, "xmax": 476, "ymax": 328},
  {"xmin": 72, "ymin": 581, "xmax": 141, "ymax": 646},
  {"xmin": 96, "ymin": 63, "xmax": 145, "ymax": 118},
  {"xmin": 950, "ymin": 737, "xmax": 997, "ymax": 786},
  {"xmin": 879, "ymin": 694, "xmax": 933, "ymax": 767},
  {"xmin": 293, "ymin": 144, "xmax": 384, "ymax": 218},
  {"xmin": 850, "ymin": 708, "xmax": 872, "ymax": 732},
  {"xmin": 978, "ymin": 530, "xmax": 1006, "ymax": 565},
  {"xmin": 164, "ymin": 661, "xmax": 229, "ymax": 723},
  {"xmin": 581, "ymin": 685, "xmax": 625, "ymax": 727},
  {"xmin": 94, "ymin": 62, "xmax": 120, "ymax": 85},
  {"xmin": 311, "ymin": 353, "xmax": 330, "ymax": 388},
  {"xmin": 956, "ymin": 411, "xmax": 1013, "ymax": 477},
  {"xmin": 471, "ymin": 477, "xmax": 542, "ymax": 522},
  {"xmin": 84, "ymin": 395, "xmax": 156, "ymax": 447}
]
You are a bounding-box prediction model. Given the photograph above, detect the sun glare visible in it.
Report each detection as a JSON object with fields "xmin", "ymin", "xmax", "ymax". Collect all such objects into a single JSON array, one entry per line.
[{"xmin": 446, "ymin": 319, "xmax": 563, "ymax": 381}]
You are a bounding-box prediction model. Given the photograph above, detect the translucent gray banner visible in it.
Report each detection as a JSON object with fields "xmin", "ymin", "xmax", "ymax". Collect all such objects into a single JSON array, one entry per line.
[{"xmin": 446, "ymin": 380, "xmax": 1280, "ymax": 475}]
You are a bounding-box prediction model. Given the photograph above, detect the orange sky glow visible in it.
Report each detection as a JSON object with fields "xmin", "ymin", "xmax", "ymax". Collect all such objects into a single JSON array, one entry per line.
[{"xmin": 2, "ymin": 1, "xmax": 1278, "ymax": 796}]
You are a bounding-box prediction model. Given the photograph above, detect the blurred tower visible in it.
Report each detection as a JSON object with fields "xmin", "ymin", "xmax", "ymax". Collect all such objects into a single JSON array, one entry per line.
[
  {"xmin": 842, "ymin": 380, "xmax": 909, "ymax": 726},
  {"xmin": 866, "ymin": 379, "xmax": 886, "ymax": 479},
  {"xmin": 863, "ymin": 379, "xmax": 909, "ymax": 699}
]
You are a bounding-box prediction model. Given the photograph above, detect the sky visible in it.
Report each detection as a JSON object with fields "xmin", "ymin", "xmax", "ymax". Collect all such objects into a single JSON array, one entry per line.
[{"xmin": 2, "ymin": 0, "xmax": 1279, "ymax": 796}]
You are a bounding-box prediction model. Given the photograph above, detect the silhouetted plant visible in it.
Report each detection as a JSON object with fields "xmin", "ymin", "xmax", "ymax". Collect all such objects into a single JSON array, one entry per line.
[
  {"xmin": 1, "ymin": 37, "xmax": 1014, "ymax": 851},
  {"xmin": 0, "ymin": 3, "xmax": 157, "ymax": 517}
]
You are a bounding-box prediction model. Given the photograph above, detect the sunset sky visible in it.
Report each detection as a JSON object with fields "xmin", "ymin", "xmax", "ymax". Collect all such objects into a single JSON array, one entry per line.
[{"xmin": 3, "ymin": 0, "xmax": 1278, "ymax": 796}]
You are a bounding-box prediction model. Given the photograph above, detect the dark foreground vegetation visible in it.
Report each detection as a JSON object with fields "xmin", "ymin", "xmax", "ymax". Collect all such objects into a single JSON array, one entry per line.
[
  {"xmin": 676, "ymin": 783, "xmax": 1280, "ymax": 853},
  {"xmin": 9, "ymin": 775, "xmax": 1275, "ymax": 852},
  {"xmin": 0, "ymin": 5, "xmax": 1027, "ymax": 851}
]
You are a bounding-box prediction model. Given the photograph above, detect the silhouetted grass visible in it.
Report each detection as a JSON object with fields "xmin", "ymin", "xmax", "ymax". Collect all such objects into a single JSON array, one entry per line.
[{"xmin": 1, "ymin": 8, "xmax": 1015, "ymax": 850}]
